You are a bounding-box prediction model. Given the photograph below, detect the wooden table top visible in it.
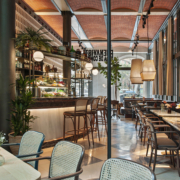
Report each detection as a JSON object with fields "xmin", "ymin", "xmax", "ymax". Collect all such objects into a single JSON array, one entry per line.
[
  {"xmin": 150, "ymin": 109, "xmax": 180, "ymax": 117},
  {"xmin": 162, "ymin": 117, "xmax": 180, "ymax": 131},
  {"xmin": 138, "ymin": 103, "xmax": 147, "ymax": 106},
  {"xmin": 144, "ymin": 106, "xmax": 161, "ymax": 109},
  {"xmin": 0, "ymin": 147, "xmax": 41, "ymax": 180}
]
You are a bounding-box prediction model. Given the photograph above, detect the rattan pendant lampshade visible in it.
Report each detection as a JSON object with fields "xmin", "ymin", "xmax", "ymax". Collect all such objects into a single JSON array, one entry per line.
[
  {"xmin": 140, "ymin": 60, "xmax": 156, "ymax": 81},
  {"xmin": 130, "ymin": 59, "xmax": 143, "ymax": 84}
]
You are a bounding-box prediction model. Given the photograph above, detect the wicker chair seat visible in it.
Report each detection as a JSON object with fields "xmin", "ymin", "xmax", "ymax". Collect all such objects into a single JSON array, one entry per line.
[{"xmin": 64, "ymin": 111, "xmax": 85, "ymax": 116}]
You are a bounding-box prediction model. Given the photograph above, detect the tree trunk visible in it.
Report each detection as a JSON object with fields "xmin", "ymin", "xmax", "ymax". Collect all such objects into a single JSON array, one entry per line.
[{"xmin": 115, "ymin": 81, "xmax": 117, "ymax": 100}]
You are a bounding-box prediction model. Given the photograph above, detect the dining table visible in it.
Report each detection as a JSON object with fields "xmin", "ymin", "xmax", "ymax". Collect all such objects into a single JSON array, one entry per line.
[
  {"xmin": 0, "ymin": 147, "xmax": 41, "ymax": 180},
  {"xmin": 150, "ymin": 109, "xmax": 180, "ymax": 117},
  {"xmin": 144, "ymin": 106, "xmax": 161, "ymax": 112},
  {"xmin": 162, "ymin": 117, "xmax": 180, "ymax": 132}
]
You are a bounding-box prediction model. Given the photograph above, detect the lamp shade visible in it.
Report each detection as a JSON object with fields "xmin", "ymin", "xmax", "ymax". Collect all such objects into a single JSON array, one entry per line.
[
  {"xmin": 33, "ymin": 51, "xmax": 44, "ymax": 62},
  {"xmin": 130, "ymin": 59, "xmax": 143, "ymax": 84},
  {"xmin": 85, "ymin": 63, "xmax": 93, "ymax": 71},
  {"xmin": 92, "ymin": 69, "xmax": 98, "ymax": 75},
  {"xmin": 140, "ymin": 60, "xmax": 156, "ymax": 81}
]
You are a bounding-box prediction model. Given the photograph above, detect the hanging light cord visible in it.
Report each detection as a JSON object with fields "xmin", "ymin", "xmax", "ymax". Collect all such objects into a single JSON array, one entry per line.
[{"xmin": 147, "ymin": 16, "xmax": 149, "ymax": 54}]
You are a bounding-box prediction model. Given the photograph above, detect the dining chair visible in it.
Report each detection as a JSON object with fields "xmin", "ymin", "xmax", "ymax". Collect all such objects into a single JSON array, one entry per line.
[
  {"xmin": 2, "ymin": 131, "xmax": 45, "ymax": 170},
  {"xmin": 147, "ymin": 119, "xmax": 180, "ymax": 176},
  {"xmin": 99, "ymin": 158, "xmax": 156, "ymax": 180},
  {"xmin": 23, "ymin": 141, "xmax": 84, "ymax": 180}
]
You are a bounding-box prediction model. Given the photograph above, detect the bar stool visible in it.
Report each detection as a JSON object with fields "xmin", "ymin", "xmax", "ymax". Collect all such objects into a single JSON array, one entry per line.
[
  {"xmin": 87, "ymin": 98, "xmax": 101, "ymax": 145},
  {"xmin": 97, "ymin": 96, "xmax": 106, "ymax": 122},
  {"xmin": 63, "ymin": 99, "xmax": 90, "ymax": 146}
]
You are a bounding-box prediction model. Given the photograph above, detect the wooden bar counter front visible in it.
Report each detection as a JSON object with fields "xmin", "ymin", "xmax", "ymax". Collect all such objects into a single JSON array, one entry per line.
[{"xmin": 28, "ymin": 97, "xmax": 92, "ymax": 142}]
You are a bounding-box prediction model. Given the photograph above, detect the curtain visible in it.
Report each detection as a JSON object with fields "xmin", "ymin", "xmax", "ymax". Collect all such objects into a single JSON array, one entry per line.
[
  {"xmin": 166, "ymin": 18, "xmax": 173, "ymax": 96},
  {"xmin": 152, "ymin": 41, "xmax": 157, "ymax": 95},
  {"xmin": 158, "ymin": 31, "xmax": 163, "ymax": 95}
]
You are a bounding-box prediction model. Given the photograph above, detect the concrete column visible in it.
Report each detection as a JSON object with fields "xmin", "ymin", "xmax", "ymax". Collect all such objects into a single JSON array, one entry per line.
[
  {"xmin": 0, "ymin": 0, "xmax": 15, "ymax": 136},
  {"xmin": 62, "ymin": 11, "xmax": 72, "ymax": 95}
]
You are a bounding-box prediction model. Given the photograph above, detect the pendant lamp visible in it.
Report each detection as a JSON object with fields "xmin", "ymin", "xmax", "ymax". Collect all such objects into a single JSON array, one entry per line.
[
  {"xmin": 130, "ymin": 59, "xmax": 143, "ymax": 84},
  {"xmin": 140, "ymin": 17, "xmax": 156, "ymax": 81}
]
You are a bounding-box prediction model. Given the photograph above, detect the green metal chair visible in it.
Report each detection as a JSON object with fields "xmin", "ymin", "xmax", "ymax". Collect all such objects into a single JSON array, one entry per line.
[
  {"xmin": 23, "ymin": 141, "xmax": 84, "ymax": 180},
  {"xmin": 2, "ymin": 130, "xmax": 45, "ymax": 170}
]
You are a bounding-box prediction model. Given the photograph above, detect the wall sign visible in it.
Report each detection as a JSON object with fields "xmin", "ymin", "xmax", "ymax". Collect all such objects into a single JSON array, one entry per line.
[{"xmin": 85, "ymin": 50, "xmax": 113, "ymax": 61}]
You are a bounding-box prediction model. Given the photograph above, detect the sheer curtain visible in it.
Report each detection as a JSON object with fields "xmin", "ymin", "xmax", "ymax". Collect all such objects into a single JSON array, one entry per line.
[
  {"xmin": 158, "ymin": 31, "xmax": 163, "ymax": 95},
  {"xmin": 166, "ymin": 18, "xmax": 173, "ymax": 96},
  {"xmin": 152, "ymin": 40, "xmax": 157, "ymax": 95}
]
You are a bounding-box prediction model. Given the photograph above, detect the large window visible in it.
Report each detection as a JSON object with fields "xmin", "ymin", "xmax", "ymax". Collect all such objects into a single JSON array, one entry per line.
[{"xmin": 119, "ymin": 70, "xmax": 143, "ymax": 102}]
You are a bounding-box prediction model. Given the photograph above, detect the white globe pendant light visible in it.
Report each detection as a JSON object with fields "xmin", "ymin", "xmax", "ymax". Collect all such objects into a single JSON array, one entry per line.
[
  {"xmin": 85, "ymin": 63, "xmax": 93, "ymax": 71},
  {"xmin": 92, "ymin": 69, "xmax": 98, "ymax": 75},
  {"xmin": 33, "ymin": 51, "xmax": 44, "ymax": 62},
  {"xmin": 130, "ymin": 59, "xmax": 143, "ymax": 84}
]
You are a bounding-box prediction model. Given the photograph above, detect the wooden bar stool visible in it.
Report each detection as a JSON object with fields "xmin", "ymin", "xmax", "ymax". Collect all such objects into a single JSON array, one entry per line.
[
  {"xmin": 63, "ymin": 99, "xmax": 90, "ymax": 146},
  {"xmin": 86, "ymin": 98, "xmax": 101, "ymax": 145}
]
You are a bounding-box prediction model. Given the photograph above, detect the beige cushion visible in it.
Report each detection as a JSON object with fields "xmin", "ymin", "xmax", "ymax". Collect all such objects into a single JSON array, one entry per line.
[{"xmin": 157, "ymin": 137, "xmax": 177, "ymax": 148}]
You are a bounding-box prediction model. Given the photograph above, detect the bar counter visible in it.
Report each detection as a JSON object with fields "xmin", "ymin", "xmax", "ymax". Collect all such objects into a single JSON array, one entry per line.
[{"xmin": 29, "ymin": 97, "xmax": 92, "ymax": 142}]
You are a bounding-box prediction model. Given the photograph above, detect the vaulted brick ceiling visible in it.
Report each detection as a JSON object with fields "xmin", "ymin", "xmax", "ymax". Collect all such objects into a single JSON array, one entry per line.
[
  {"xmin": 143, "ymin": 0, "xmax": 178, "ymax": 11},
  {"xmin": 111, "ymin": 0, "xmax": 141, "ymax": 11},
  {"xmin": 138, "ymin": 15, "xmax": 167, "ymax": 40},
  {"xmin": 111, "ymin": 16, "xmax": 136, "ymax": 40},
  {"xmin": 76, "ymin": 15, "xmax": 107, "ymax": 40},
  {"xmin": 22, "ymin": 0, "xmax": 178, "ymax": 51},
  {"xmin": 66, "ymin": 0, "xmax": 102, "ymax": 11}
]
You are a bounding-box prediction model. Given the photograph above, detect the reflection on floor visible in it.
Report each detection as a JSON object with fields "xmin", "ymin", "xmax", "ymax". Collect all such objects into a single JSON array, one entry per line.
[{"xmin": 39, "ymin": 115, "xmax": 179, "ymax": 180}]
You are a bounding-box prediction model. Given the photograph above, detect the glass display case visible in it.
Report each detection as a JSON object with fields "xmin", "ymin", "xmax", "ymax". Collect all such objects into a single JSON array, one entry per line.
[{"xmin": 30, "ymin": 74, "xmax": 68, "ymax": 98}]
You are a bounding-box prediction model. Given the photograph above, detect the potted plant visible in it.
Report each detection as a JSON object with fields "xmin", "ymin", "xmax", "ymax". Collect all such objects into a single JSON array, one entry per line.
[
  {"xmin": 98, "ymin": 57, "xmax": 121, "ymax": 100},
  {"xmin": 14, "ymin": 26, "xmax": 52, "ymax": 51},
  {"xmin": 7, "ymin": 75, "xmax": 37, "ymax": 155}
]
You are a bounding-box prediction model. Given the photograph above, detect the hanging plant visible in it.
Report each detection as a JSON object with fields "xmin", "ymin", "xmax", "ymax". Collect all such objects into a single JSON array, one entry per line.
[{"xmin": 14, "ymin": 26, "xmax": 52, "ymax": 52}]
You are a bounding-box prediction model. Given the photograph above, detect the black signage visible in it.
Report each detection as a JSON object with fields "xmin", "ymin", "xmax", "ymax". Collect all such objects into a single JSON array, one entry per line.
[{"xmin": 85, "ymin": 50, "xmax": 113, "ymax": 61}]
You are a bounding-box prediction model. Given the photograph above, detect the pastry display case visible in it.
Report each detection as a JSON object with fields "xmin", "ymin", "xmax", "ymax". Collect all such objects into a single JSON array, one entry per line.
[{"xmin": 30, "ymin": 74, "xmax": 68, "ymax": 98}]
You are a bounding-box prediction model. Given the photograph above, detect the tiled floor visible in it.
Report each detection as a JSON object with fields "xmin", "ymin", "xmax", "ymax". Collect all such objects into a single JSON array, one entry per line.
[{"xmin": 39, "ymin": 115, "xmax": 180, "ymax": 180}]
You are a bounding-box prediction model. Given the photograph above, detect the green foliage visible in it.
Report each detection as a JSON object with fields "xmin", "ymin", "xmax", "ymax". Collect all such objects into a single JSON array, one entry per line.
[
  {"xmin": 14, "ymin": 26, "xmax": 52, "ymax": 51},
  {"xmin": 98, "ymin": 57, "xmax": 122, "ymax": 90},
  {"xmin": 7, "ymin": 75, "xmax": 37, "ymax": 136}
]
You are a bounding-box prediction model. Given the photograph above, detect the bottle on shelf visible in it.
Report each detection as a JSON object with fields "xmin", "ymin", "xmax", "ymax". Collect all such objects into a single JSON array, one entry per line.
[
  {"xmin": 70, "ymin": 46, "xmax": 75, "ymax": 57},
  {"xmin": 38, "ymin": 63, "xmax": 41, "ymax": 71}
]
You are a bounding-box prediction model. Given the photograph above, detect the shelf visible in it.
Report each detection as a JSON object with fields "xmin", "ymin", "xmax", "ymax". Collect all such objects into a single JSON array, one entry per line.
[
  {"xmin": 38, "ymin": 86, "xmax": 68, "ymax": 89},
  {"xmin": 16, "ymin": 67, "xmax": 43, "ymax": 73}
]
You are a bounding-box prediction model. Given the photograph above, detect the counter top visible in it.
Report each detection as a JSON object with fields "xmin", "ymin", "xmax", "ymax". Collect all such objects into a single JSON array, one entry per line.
[{"xmin": 30, "ymin": 97, "xmax": 93, "ymax": 109}]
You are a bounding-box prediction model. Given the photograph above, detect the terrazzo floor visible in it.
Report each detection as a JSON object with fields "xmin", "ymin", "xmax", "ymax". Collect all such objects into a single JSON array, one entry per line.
[{"xmin": 39, "ymin": 115, "xmax": 180, "ymax": 180}]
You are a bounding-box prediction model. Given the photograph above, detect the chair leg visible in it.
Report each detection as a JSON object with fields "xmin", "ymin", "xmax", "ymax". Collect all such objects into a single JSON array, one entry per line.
[
  {"xmin": 153, "ymin": 148, "xmax": 157, "ymax": 172},
  {"xmin": 96, "ymin": 113, "xmax": 100, "ymax": 141},
  {"xmin": 146, "ymin": 140, "xmax": 150, "ymax": 157},
  {"xmin": 90, "ymin": 114, "xmax": 94, "ymax": 145},
  {"xmin": 176, "ymin": 150, "xmax": 180, "ymax": 176},
  {"xmin": 74, "ymin": 115, "xmax": 77, "ymax": 143},
  {"xmin": 63, "ymin": 115, "xmax": 65, "ymax": 140},
  {"xmin": 149, "ymin": 147, "xmax": 153, "ymax": 168},
  {"xmin": 144, "ymin": 127, "xmax": 147, "ymax": 146},
  {"xmin": 172, "ymin": 150, "xmax": 175, "ymax": 168},
  {"xmin": 78, "ymin": 116, "xmax": 80, "ymax": 137},
  {"xmin": 84, "ymin": 115, "xmax": 90, "ymax": 147}
]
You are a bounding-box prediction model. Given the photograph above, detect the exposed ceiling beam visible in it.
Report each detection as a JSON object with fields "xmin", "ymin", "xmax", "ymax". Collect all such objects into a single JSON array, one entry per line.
[
  {"xmin": 35, "ymin": 11, "xmax": 170, "ymax": 16},
  {"xmin": 130, "ymin": 0, "xmax": 146, "ymax": 49},
  {"xmin": 71, "ymin": 40, "xmax": 152, "ymax": 43}
]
